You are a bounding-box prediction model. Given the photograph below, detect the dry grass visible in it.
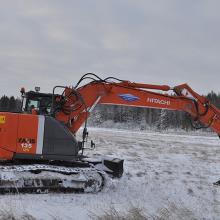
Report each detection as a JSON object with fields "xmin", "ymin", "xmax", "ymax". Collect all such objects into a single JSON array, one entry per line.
[
  {"xmin": 90, "ymin": 207, "xmax": 148, "ymax": 220},
  {"xmin": 0, "ymin": 210, "xmax": 36, "ymax": 220},
  {"xmin": 0, "ymin": 202, "xmax": 197, "ymax": 220},
  {"xmin": 154, "ymin": 202, "xmax": 197, "ymax": 220},
  {"xmin": 91, "ymin": 203, "xmax": 197, "ymax": 220}
]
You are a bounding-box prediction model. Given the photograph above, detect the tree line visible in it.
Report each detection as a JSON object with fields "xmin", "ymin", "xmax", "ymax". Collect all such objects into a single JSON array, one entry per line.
[
  {"xmin": 0, "ymin": 96, "xmax": 22, "ymax": 112},
  {"xmin": 0, "ymin": 91, "xmax": 219, "ymax": 131}
]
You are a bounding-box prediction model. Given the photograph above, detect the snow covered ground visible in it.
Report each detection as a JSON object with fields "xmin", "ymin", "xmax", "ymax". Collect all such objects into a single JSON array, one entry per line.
[{"xmin": 0, "ymin": 128, "xmax": 220, "ymax": 219}]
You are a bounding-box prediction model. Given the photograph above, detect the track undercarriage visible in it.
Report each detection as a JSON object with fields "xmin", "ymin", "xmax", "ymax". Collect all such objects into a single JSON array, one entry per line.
[{"xmin": 0, "ymin": 158, "xmax": 123, "ymax": 194}]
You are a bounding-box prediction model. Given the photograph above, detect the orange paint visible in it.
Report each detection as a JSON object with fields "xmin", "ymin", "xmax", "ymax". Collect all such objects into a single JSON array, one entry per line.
[
  {"xmin": 0, "ymin": 113, "xmax": 18, "ymax": 159},
  {"xmin": 16, "ymin": 114, "xmax": 38, "ymax": 154}
]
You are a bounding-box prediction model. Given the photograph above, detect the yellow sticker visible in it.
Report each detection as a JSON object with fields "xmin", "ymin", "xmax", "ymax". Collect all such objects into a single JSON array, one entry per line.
[{"xmin": 0, "ymin": 116, "xmax": 6, "ymax": 124}]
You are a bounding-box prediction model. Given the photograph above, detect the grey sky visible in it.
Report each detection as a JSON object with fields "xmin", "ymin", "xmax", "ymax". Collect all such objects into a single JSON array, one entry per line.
[{"xmin": 0, "ymin": 0, "xmax": 219, "ymax": 97}]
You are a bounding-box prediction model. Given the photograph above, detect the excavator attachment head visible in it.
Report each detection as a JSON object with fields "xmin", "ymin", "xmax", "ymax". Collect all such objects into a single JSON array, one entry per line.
[{"xmin": 103, "ymin": 158, "xmax": 124, "ymax": 178}]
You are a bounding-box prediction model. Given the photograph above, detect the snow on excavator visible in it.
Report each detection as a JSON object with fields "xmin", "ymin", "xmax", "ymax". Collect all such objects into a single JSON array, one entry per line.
[{"xmin": 0, "ymin": 73, "xmax": 220, "ymax": 194}]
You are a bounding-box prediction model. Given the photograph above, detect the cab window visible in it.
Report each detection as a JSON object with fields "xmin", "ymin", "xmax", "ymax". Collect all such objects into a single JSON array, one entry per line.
[
  {"xmin": 27, "ymin": 99, "xmax": 39, "ymax": 112},
  {"xmin": 26, "ymin": 97, "xmax": 52, "ymax": 115}
]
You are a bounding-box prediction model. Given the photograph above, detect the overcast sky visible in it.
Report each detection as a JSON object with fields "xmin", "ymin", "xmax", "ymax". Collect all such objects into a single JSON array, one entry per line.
[{"xmin": 0, "ymin": 0, "xmax": 219, "ymax": 97}]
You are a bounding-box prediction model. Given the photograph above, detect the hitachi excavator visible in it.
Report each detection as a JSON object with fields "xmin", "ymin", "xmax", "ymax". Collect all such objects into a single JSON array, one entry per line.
[{"xmin": 0, "ymin": 73, "xmax": 220, "ymax": 194}]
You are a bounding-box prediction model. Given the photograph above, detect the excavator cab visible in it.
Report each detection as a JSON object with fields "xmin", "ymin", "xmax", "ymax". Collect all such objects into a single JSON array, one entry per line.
[{"xmin": 22, "ymin": 90, "xmax": 53, "ymax": 115}]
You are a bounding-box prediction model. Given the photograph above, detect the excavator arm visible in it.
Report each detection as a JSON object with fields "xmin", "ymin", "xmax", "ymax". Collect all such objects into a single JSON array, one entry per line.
[{"xmin": 53, "ymin": 74, "xmax": 220, "ymax": 137}]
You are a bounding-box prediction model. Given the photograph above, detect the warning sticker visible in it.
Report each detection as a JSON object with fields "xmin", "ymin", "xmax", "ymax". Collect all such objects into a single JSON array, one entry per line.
[{"xmin": 0, "ymin": 116, "xmax": 6, "ymax": 124}]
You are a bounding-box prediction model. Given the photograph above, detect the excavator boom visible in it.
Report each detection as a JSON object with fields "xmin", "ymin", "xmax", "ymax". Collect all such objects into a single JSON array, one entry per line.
[{"xmin": 54, "ymin": 74, "xmax": 220, "ymax": 137}]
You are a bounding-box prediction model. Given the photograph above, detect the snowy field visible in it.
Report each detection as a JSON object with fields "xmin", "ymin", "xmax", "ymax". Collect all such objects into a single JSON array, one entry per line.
[{"xmin": 0, "ymin": 128, "xmax": 220, "ymax": 219}]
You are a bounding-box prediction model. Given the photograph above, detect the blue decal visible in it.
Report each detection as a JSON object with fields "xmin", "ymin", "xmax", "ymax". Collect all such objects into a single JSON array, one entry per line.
[{"xmin": 119, "ymin": 94, "xmax": 140, "ymax": 102}]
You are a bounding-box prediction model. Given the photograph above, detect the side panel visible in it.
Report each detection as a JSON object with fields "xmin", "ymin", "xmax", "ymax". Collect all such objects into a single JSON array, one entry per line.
[
  {"xmin": 0, "ymin": 113, "xmax": 18, "ymax": 159},
  {"xmin": 43, "ymin": 117, "xmax": 79, "ymax": 156},
  {"xmin": 16, "ymin": 114, "xmax": 39, "ymax": 154},
  {"xmin": 0, "ymin": 113, "xmax": 78, "ymax": 160}
]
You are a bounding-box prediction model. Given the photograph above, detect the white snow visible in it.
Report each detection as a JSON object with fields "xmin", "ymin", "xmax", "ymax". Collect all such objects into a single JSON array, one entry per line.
[{"xmin": 0, "ymin": 128, "xmax": 220, "ymax": 219}]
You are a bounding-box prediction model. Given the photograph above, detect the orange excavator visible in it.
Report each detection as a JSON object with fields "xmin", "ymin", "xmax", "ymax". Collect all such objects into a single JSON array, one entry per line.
[{"xmin": 0, "ymin": 73, "xmax": 220, "ymax": 193}]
